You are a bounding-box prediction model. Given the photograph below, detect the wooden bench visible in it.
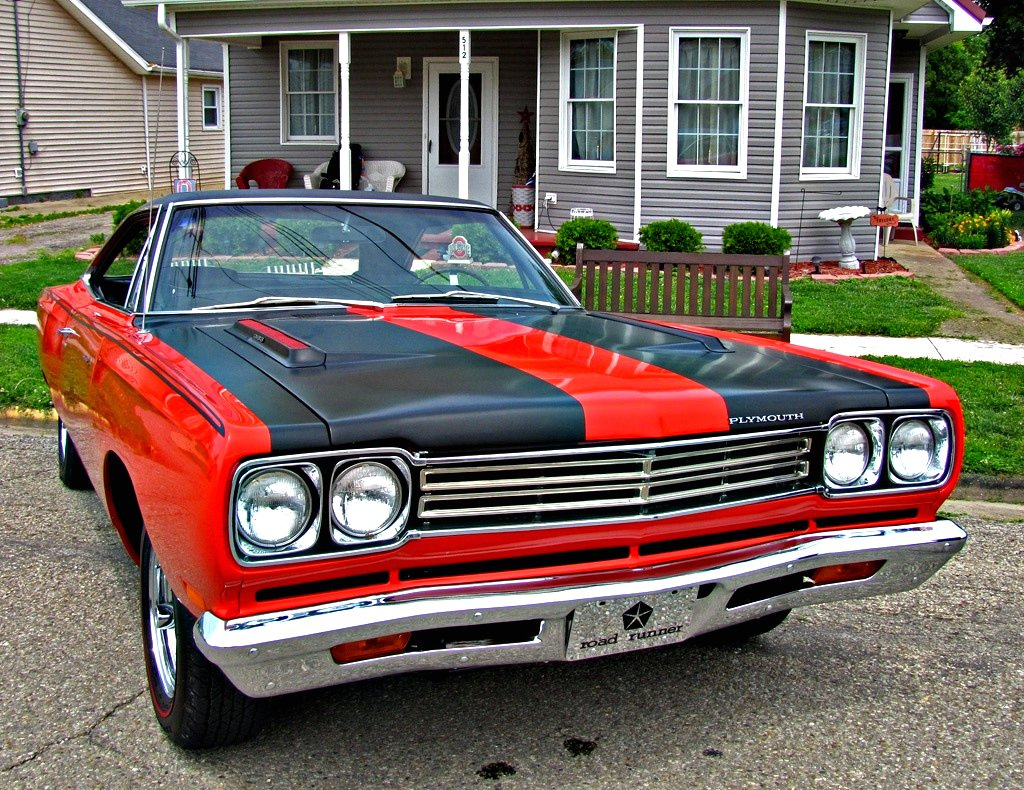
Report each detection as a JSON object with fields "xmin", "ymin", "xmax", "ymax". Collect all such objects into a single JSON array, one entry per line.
[{"xmin": 570, "ymin": 244, "xmax": 793, "ymax": 342}]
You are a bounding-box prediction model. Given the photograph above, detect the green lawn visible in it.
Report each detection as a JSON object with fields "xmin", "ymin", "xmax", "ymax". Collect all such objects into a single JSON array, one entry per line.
[
  {"xmin": 789, "ymin": 276, "xmax": 961, "ymax": 336},
  {"xmin": 0, "ymin": 325, "xmax": 52, "ymax": 414},
  {"xmin": 867, "ymin": 356, "xmax": 1024, "ymax": 477},
  {"xmin": 952, "ymin": 250, "xmax": 1024, "ymax": 310},
  {"xmin": 0, "ymin": 251, "xmax": 85, "ymax": 310}
]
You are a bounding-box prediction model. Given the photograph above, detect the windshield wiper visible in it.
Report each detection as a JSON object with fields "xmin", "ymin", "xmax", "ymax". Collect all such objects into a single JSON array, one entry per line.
[
  {"xmin": 391, "ymin": 291, "xmax": 563, "ymax": 312},
  {"xmin": 193, "ymin": 296, "xmax": 385, "ymax": 311}
]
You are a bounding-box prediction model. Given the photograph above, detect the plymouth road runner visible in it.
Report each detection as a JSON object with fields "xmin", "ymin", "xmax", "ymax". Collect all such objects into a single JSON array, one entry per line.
[{"xmin": 38, "ymin": 191, "xmax": 967, "ymax": 748}]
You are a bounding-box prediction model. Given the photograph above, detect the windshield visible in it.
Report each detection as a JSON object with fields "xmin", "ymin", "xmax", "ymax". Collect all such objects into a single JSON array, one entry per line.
[{"xmin": 148, "ymin": 202, "xmax": 574, "ymax": 312}]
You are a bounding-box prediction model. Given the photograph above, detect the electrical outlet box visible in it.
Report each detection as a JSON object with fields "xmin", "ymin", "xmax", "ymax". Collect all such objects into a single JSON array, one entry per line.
[{"xmin": 544, "ymin": 193, "xmax": 557, "ymax": 204}]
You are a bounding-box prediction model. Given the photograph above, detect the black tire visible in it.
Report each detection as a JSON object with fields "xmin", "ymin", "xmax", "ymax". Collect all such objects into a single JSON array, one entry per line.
[
  {"xmin": 57, "ymin": 418, "xmax": 92, "ymax": 490},
  {"xmin": 1010, "ymin": 198, "xmax": 1023, "ymax": 213},
  {"xmin": 141, "ymin": 532, "xmax": 263, "ymax": 748},
  {"xmin": 695, "ymin": 609, "xmax": 791, "ymax": 646}
]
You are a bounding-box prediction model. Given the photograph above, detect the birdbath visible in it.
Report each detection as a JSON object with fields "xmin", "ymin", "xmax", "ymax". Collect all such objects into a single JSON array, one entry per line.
[{"xmin": 818, "ymin": 206, "xmax": 872, "ymax": 270}]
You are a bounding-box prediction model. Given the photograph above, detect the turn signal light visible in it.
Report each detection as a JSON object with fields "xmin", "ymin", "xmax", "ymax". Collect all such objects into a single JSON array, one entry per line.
[
  {"xmin": 810, "ymin": 560, "xmax": 885, "ymax": 586},
  {"xmin": 330, "ymin": 632, "xmax": 412, "ymax": 664}
]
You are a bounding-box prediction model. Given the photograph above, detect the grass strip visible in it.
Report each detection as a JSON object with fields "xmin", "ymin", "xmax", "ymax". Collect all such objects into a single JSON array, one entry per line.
[
  {"xmin": 0, "ymin": 251, "xmax": 85, "ymax": 310},
  {"xmin": 952, "ymin": 251, "xmax": 1024, "ymax": 310},
  {"xmin": 0, "ymin": 325, "xmax": 52, "ymax": 414},
  {"xmin": 866, "ymin": 356, "xmax": 1024, "ymax": 477}
]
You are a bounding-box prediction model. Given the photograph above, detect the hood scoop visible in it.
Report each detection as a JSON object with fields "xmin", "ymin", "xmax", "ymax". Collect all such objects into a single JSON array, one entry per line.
[{"xmin": 229, "ymin": 319, "xmax": 326, "ymax": 368}]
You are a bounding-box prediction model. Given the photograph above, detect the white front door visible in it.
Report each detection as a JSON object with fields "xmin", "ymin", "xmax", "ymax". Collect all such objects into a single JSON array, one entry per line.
[{"xmin": 424, "ymin": 59, "xmax": 498, "ymax": 206}]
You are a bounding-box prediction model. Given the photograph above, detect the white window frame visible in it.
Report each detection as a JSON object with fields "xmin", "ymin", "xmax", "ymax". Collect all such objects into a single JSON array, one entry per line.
[
  {"xmin": 667, "ymin": 27, "xmax": 749, "ymax": 179},
  {"xmin": 800, "ymin": 31, "xmax": 867, "ymax": 181},
  {"xmin": 280, "ymin": 41, "xmax": 339, "ymax": 145},
  {"xmin": 559, "ymin": 30, "xmax": 617, "ymax": 174},
  {"xmin": 201, "ymin": 84, "xmax": 223, "ymax": 131}
]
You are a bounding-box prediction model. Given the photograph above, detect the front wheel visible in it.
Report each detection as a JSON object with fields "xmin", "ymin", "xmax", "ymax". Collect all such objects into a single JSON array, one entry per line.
[{"xmin": 141, "ymin": 532, "xmax": 263, "ymax": 748}]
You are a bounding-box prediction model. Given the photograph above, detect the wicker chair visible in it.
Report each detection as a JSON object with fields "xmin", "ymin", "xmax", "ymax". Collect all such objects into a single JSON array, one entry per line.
[
  {"xmin": 235, "ymin": 158, "xmax": 293, "ymax": 189},
  {"xmin": 362, "ymin": 160, "xmax": 406, "ymax": 192}
]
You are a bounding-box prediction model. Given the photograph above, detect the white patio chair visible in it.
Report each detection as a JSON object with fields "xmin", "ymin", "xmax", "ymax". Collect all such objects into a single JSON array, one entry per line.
[
  {"xmin": 881, "ymin": 173, "xmax": 919, "ymax": 246},
  {"xmin": 362, "ymin": 160, "xmax": 406, "ymax": 192}
]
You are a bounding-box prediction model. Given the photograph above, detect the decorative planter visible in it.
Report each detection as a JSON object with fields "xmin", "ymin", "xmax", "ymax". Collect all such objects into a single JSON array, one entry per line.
[{"xmin": 511, "ymin": 185, "xmax": 535, "ymax": 227}]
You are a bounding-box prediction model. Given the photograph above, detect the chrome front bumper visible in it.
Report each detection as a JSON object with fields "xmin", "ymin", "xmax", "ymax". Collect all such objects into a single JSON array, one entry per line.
[{"xmin": 196, "ymin": 520, "xmax": 966, "ymax": 698}]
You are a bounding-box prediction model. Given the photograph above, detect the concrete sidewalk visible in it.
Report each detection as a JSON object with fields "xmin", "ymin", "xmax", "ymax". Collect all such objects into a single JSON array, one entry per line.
[{"xmin": 4, "ymin": 307, "xmax": 1024, "ymax": 363}]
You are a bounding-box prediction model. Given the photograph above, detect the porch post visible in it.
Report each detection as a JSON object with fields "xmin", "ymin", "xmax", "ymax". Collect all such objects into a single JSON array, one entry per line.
[
  {"xmin": 458, "ymin": 29, "xmax": 471, "ymax": 200},
  {"xmin": 338, "ymin": 32, "xmax": 352, "ymax": 190}
]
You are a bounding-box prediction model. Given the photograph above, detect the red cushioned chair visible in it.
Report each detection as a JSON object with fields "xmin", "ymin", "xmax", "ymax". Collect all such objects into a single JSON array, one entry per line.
[{"xmin": 235, "ymin": 159, "xmax": 293, "ymax": 189}]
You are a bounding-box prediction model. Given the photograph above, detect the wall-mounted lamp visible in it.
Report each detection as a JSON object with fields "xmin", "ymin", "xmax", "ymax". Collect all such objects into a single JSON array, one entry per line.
[{"xmin": 393, "ymin": 57, "xmax": 411, "ymax": 88}]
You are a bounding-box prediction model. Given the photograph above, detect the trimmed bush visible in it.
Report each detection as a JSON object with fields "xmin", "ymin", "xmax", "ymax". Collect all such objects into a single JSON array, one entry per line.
[
  {"xmin": 721, "ymin": 222, "xmax": 792, "ymax": 255},
  {"xmin": 554, "ymin": 217, "xmax": 618, "ymax": 263},
  {"xmin": 639, "ymin": 219, "xmax": 704, "ymax": 252}
]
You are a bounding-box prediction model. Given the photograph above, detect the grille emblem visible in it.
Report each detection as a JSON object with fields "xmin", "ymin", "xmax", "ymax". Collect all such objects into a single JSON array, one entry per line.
[{"xmin": 622, "ymin": 601, "xmax": 654, "ymax": 630}]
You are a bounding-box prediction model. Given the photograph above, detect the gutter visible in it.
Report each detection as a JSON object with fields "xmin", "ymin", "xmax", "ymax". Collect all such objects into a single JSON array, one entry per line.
[{"xmin": 12, "ymin": 0, "xmax": 28, "ymax": 196}]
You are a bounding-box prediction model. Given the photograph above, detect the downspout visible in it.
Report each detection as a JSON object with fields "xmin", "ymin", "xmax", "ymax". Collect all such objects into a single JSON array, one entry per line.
[
  {"xmin": 157, "ymin": 3, "xmax": 190, "ymax": 178},
  {"xmin": 12, "ymin": 0, "xmax": 29, "ymax": 196}
]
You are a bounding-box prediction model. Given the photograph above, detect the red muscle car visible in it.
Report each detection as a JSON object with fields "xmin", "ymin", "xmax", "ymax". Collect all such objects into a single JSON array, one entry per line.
[{"xmin": 38, "ymin": 191, "xmax": 966, "ymax": 748}]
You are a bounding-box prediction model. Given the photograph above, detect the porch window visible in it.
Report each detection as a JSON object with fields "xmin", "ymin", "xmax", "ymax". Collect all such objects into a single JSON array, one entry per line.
[
  {"xmin": 801, "ymin": 33, "xmax": 865, "ymax": 179},
  {"xmin": 560, "ymin": 32, "xmax": 616, "ymax": 172},
  {"xmin": 202, "ymin": 85, "xmax": 222, "ymax": 131},
  {"xmin": 668, "ymin": 28, "xmax": 748, "ymax": 178},
  {"xmin": 280, "ymin": 43, "xmax": 338, "ymax": 143}
]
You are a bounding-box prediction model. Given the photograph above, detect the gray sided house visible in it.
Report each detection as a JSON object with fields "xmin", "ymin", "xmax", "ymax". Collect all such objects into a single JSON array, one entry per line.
[
  {"xmin": 0, "ymin": 0, "xmax": 223, "ymax": 203},
  {"xmin": 135, "ymin": 0, "xmax": 987, "ymax": 259}
]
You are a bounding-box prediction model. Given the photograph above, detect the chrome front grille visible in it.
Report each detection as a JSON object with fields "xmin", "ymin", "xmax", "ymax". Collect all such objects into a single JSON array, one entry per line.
[{"xmin": 418, "ymin": 432, "xmax": 815, "ymax": 529}]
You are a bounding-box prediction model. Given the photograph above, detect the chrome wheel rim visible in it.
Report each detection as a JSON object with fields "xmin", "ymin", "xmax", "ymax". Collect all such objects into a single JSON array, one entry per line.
[{"xmin": 146, "ymin": 548, "xmax": 177, "ymax": 700}]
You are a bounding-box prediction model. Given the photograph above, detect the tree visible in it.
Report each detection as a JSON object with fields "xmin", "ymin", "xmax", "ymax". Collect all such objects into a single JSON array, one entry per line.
[
  {"xmin": 953, "ymin": 66, "xmax": 1024, "ymax": 147},
  {"xmin": 981, "ymin": 0, "xmax": 1024, "ymax": 74},
  {"xmin": 925, "ymin": 37, "xmax": 986, "ymax": 128}
]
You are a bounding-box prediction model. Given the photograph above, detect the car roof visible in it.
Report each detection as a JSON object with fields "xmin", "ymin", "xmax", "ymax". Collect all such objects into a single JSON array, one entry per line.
[{"xmin": 148, "ymin": 190, "xmax": 491, "ymax": 210}]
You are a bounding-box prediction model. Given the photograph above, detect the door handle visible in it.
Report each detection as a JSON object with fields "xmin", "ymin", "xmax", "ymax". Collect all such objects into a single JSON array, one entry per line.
[
  {"xmin": 428, "ymin": 139, "xmax": 433, "ymax": 153},
  {"xmin": 58, "ymin": 327, "xmax": 79, "ymax": 338}
]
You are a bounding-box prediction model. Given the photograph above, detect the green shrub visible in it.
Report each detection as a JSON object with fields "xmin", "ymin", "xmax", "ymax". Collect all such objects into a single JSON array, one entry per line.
[
  {"xmin": 111, "ymin": 199, "xmax": 146, "ymax": 228},
  {"xmin": 919, "ymin": 188, "xmax": 998, "ymax": 233},
  {"xmin": 638, "ymin": 219, "xmax": 704, "ymax": 252},
  {"xmin": 554, "ymin": 218, "xmax": 618, "ymax": 263},
  {"xmin": 920, "ymin": 157, "xmax": 938, "ymax": 191},
  {"xmin": 721, "ymin": 222, "xmax": 792, "ymax": 255}
]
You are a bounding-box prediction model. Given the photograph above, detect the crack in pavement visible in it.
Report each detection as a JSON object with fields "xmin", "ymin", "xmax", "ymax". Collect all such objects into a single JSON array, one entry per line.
[{"xmin": 2, "ymin": 689, "xmax": 147, "ymax": 774}]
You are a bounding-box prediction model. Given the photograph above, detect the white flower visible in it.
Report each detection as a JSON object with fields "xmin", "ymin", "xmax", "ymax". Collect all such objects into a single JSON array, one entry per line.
[{"xmin": 818, "ymin": 205, "xmax": 872, "ymax": 222}]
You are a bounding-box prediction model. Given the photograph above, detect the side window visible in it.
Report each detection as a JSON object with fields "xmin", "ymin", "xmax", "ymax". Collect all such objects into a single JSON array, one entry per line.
[
  {"xmin": 89, "ymin": 213, "xmax": 155, "ymax": 309},
  {"xmin": 668, "ymin": 29, "xmax": 748, "ymax": 179},
  {"xmin": 559, "ymin": 32, "xmax": 616, "ymax": 172},
  {"xmin": 202, "ymin": 85, "xmax": 222, "ymax": 131},
  {"xmin": 801, "ymin": 33, "xmax": 866, "ymax": 179},
  {"xmin": 280, "ymin": 42, "xmax": 338, "ymax": 143}
]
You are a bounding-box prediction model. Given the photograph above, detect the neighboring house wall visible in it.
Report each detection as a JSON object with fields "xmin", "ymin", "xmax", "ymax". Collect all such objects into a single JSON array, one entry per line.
[{"xmin": 0, "ymin": 0, "xmax": 223, "ymax": 201}]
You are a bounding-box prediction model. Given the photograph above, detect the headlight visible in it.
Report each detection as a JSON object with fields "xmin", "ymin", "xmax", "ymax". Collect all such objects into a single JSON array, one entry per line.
[
  {"xmin": 331, "ymin": 461, "xmax": 408, "ymax": 541},
  {"xmin": 889, "ymin": 417, "xmax": 950, "ymax": 484},
  {"xmin": 236, "ymin": 468, "xmax": 315, "ymax": 550},
  {"xmin": 824, "ymin": 419, "xmax": 883, "ymax": 488}
]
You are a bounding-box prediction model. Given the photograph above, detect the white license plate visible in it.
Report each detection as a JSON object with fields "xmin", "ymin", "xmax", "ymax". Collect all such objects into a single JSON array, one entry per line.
[{"xmin": 565, "ymin": 587, "xmax": 699, "ymax": 661}]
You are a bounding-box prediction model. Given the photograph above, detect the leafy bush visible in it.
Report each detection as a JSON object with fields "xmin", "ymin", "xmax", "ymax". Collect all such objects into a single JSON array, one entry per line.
[
  {"xmin": 638, "ymin": 219, "xmax": 704, "ymax": 252},
  {"xmin": 721, "ymin": 222, "xmax": 792, "ymax": 255},
  {"xmin": 921, "ymin": 157, "xmax": 938, "ymax": 191},
  {"xmin": 554, "ymin": 218, "xmax": 618, "ymax": 263},
  {"xmin": 111, "ymin": 199, "xmax": 146, "ymax": 228},
  {"xmin": 919, "ymin": 187, "xmax": 999, "ymax": 234}
]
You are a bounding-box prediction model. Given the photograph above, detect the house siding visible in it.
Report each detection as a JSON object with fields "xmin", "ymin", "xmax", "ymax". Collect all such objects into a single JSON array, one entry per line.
[{"xmin": 0, "ymin": 0, "xmax": 223, "ymax": 201}]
